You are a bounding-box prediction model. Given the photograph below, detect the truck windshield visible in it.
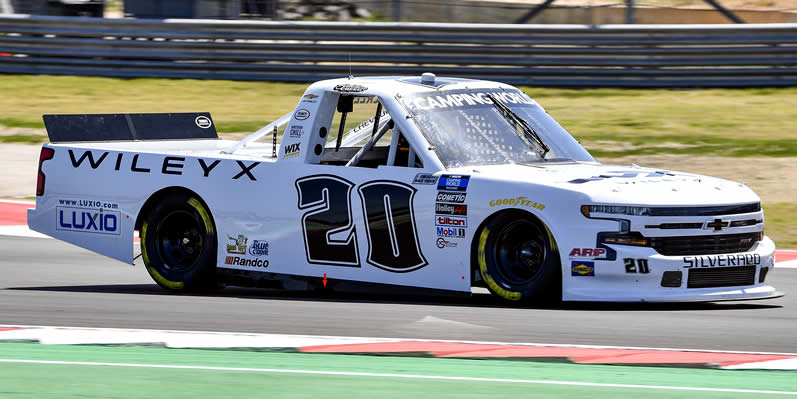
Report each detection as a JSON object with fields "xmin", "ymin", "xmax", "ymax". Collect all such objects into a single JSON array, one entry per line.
[{"xmin": 401, "ymin": 88, "xmax": 594, "ymax": 168}]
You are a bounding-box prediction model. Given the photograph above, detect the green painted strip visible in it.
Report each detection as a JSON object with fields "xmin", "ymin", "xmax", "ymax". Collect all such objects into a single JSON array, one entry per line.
[{"xmin": 0, "ymin": 343, "xmax": 794, "ymax": 398}]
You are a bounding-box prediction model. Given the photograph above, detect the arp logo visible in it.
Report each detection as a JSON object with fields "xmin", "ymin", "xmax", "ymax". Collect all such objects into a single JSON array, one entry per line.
[
  {"xmin": 569, "ymin": 248, "xmax": 606, "ymax": 258},
  {"xmin": 56, "ymin": 206, "xmax": 121, "ymax": 235},
  {"xmin": 435, "ymin": 215, "xmax": 467, "ymax": 228}
]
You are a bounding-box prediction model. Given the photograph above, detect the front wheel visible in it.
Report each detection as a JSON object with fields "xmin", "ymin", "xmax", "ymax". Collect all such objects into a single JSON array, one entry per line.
[
  {"xmin": 476, "ymin": 211, "xmax": 560, "ymax": 302},
  {"xmin": 140, "ymin": 193, "xmax": 217, "ymax": 292}
]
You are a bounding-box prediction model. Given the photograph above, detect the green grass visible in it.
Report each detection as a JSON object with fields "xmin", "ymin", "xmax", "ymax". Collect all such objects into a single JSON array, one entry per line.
[
  {"xmin": 2, "ymin": 75, "xmax": 796, "ymax": 157},
  {"xmin": 764, "ymin": 203, "xmax": 797, "ymax": 249},
  {"xmin": 0, "ymin": 134, "xmax": 47, "ymax": 144},
  {"xmin": 0, "ymin": 74, "xmax": 794, "ymax": 245}
]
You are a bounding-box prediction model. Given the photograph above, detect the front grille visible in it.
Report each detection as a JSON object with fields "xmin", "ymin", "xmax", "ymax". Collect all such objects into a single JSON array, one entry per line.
[
  {"xmin": 687, "ymin": 266, "xmax": 756, "ymax": 288},
  {"xmin": 650, "ymin": 233, "xmax": 760, "ymax": 256}
]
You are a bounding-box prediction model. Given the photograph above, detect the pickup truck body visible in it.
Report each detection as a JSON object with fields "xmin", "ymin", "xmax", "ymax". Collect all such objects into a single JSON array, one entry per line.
[{"xmin": 27, "ymin": 75, "xmax": 780, "ymax": 302}]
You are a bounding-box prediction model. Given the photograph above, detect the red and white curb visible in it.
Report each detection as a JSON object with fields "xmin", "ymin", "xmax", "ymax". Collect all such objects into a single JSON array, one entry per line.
[
  {"xmin": 0, "ymin": 325, "xmax": 795, "ymax": 370},
  {"xmin": 2, "ymin": 200, "xmax": 795, "ymax": 268}
]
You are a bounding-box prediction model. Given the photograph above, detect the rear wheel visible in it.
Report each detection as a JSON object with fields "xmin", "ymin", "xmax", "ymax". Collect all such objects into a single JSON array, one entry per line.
[
  {"xmin": 476, "ymin": 211, "xmax": 560, "ymax": 302},
  {"xmin": 140, "ymin": 193, "xmax": 217, "ymax": 292}
]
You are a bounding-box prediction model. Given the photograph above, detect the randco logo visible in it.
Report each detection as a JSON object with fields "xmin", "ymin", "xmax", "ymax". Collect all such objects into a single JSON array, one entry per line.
[
  {"xmin": 571, "ymin": 261, "xmax": 595, "ymax": 276},
  {"xmin": 294, "ymin": 109, "xmax": 311, "ymax": 120},
  {"xmin": 194, "ymin": 115, "xmax": 212, "ymax": 129},
  {"xmin": 436, "ymin": 192, "xmax": 466, "ymax": 203},
  {"xmin": 56, "ymin": 206, "xmax": 120, "ymax": 235},
  {"xmin": 248, "ymin": 240, "xmax": 269, "ymax": 257},
  {"xmin": 437, "ymin": 175, "xmax": 470, "ymax": 192},
  {"xmin": 225, "ymin": 256, "xmax": 269, "ymax": 268},
  {"xmin": 569, "ymin": 248, "xmax": 606, "ymax": 258},
  {"xmin": 283, "ymin": 143, "xmax": 301, "ymax": 157},
  {"xmin": 437, "ymin": 227, "xmax": 466, "ymax": 238},
  {"xmin": 435, "ymin": 203, "xmax": 467, "ymax": 216},
  {"xmin": 435, "ymin": 215, "xmax": 467, "ymax": 228}
]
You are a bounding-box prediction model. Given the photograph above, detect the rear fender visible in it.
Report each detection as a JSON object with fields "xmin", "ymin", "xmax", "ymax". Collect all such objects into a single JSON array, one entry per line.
[{"xmin": 27, "ymin": 196, "xmax": 135, "ymax": 264}]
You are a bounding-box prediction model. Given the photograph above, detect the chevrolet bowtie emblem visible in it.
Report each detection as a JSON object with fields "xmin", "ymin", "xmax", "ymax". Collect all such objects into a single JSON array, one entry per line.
[{"xmin": 705, "ymin": 218, "xmax": 729, "ymax": 231}]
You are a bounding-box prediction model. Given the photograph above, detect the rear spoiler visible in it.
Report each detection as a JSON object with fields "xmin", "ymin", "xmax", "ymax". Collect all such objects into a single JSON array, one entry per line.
[{"xmin": 42, "ymin": 113, "xmax": 218, "ymax": 143}]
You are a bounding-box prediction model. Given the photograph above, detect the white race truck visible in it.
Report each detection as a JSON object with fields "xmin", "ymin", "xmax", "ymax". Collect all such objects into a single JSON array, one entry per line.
[{"xmin": 27, "ymin": 74, "xmax": 780, "ymax": 302}]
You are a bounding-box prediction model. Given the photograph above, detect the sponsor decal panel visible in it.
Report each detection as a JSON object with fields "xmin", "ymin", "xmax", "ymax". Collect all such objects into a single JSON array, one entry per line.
[
  {"xmin": 436, "ymin": 237, "xmax": 457, "ymax": 248},
  {"xmin": 67, "ymin": 149, "xmax": 260, "ymax": 181},
  {"xmin": 435, "ymin": 215, "xmax": 467, "ymax": 228},
  {"xmin": 407, "ymin": 90, "xmax": 536, "ymax": 111},
  {"xmin": 353, "ymin": 96, "xmax": 378, "ymax": 104},
  {"xmin": 568, "ymin": 248, "xmax": 606, "ymax": 258},
  {"xmin": 226, "ymin": 234, "xmax": 248, "ymax": 255},
  {"xmin": 571, "ymin": 261, "xmax": 595, "ymax": 276},
  {"xmin": 683, "ymin": 254, "xmax": 760, "ymax": 268},
  {"xmin": 412, "ymin": 173, "xmax": 438, "ymax": 185},
  {"xmin": 224, "ymin": 256, "xmax": 269, "ymax": 268},
  {"xmin": 436, "ymin": 192, "xmax": 466, "ymax": 203},
  {"xmin": 490, "ymin": 196, "xmax": 545, "ymax": 210},
  {"xmin": 569, "ymin": 170, "xmax": 686, "ymax": 185},
  {"xmin": 437, "ymin": 175, "xmax": 469, "ymax": 192},
  {"xmin": 436, "ymin": 227, "xmax": 466, "ymax": 238},
  {"xmin": 56, "ymin": 206, "xmax": 120, "ymax": 235},
  {"xmin": 283, "ymin": 143, "xmax": 301, "ymax": 157},
  {"xmin": 289, "ymin": 125, "xmax": 303, "ymax": 138},
  {"xmin": 248, "ymin": 240, "xmax": 269, "ymax": 257},
  {"xmin": 301, "ymin": 94, "xmax": 318, "ymax": 103},
  {"xmin": 333, "ymin": 84, "xmax": 368, "ymax": 92},
  {"xmin": 435, "ymin": 203, "xmax": 467, "ymax": 216},
  {"xmin": 294, "ymin": 109, "xmax": 310, "ymax": 120},
  {"xmin": 195, "ymin": 116, "xmax": 212, "ymax": 129},
  {"xmin": 58, "ymin": 199, "xmax": 118, "ymax": 209}
]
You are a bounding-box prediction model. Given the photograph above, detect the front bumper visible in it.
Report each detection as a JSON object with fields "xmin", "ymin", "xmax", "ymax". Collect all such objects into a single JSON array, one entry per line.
[{"xmin": 562, "ymin": 236, "xmax": 781, "ymax": 302}]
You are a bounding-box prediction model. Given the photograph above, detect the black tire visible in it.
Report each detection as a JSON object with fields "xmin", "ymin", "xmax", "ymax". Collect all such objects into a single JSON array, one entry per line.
[
  {"xmin": 140, "ymin": 192, "xmax": 217, "ymax": 292},
  {"xmin": 476, "ymin": 210, "xmax": 560, "ymax": 302}
]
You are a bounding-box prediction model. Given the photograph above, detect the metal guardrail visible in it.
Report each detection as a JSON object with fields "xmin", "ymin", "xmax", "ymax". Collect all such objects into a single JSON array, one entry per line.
[{"xmin": 0, "ymin": 14, "xmax": 796, "ymax": 87}]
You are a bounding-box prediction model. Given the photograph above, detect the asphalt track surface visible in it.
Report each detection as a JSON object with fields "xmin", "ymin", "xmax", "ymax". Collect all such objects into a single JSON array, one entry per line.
[{"xmin": 1, "ymin": 236, "xmax": 794, "ymax": 353}]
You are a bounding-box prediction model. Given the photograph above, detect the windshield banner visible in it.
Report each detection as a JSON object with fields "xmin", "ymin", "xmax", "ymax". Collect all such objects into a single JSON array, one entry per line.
[{"xmin": 404, "ymin": 89, "xmax": 537, "ymax": 111}]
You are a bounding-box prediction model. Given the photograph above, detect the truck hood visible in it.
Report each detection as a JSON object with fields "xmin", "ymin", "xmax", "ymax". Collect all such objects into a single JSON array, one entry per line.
[{"xmin": 454, "ymin": 161, "xmax": 760, "ymax": 206}]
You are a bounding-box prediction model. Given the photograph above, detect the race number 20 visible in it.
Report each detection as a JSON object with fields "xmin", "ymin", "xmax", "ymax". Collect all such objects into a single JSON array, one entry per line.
[{"xmin": 296, "ymin": 175, "xmax": 427, "ymax": 272}]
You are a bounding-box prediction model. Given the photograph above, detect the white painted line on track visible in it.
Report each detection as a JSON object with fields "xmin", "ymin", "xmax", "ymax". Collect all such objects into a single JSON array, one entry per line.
[
  {"xmin": 2, "ymin": 325, "xmax": 797, "ymax": 357},
  {"xmin": 0, "ymin": 225, "xmax": 49, "ymax": 238},
  {"xmin": 723, "ymin": 358, "xmax": 797, "ymax": 371},
  {"xmin": 778, "ymin": 260, "xmax": 797, "ymax": 269},
  {"xmin": 0, "ymin": 358, "xmax": 794, "ymax": 395}
]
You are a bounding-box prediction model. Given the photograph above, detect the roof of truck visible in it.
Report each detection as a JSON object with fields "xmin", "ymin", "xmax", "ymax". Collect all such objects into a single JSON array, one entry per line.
[{"xmin": 305, "ymin": 74, "xmax": 516, "ymax": 97}]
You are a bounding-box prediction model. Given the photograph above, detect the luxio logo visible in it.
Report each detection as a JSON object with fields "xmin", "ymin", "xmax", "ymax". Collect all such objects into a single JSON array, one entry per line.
[{"xmin": 56, "ymin": 206, "xmax": 120, "ymax": 235}]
